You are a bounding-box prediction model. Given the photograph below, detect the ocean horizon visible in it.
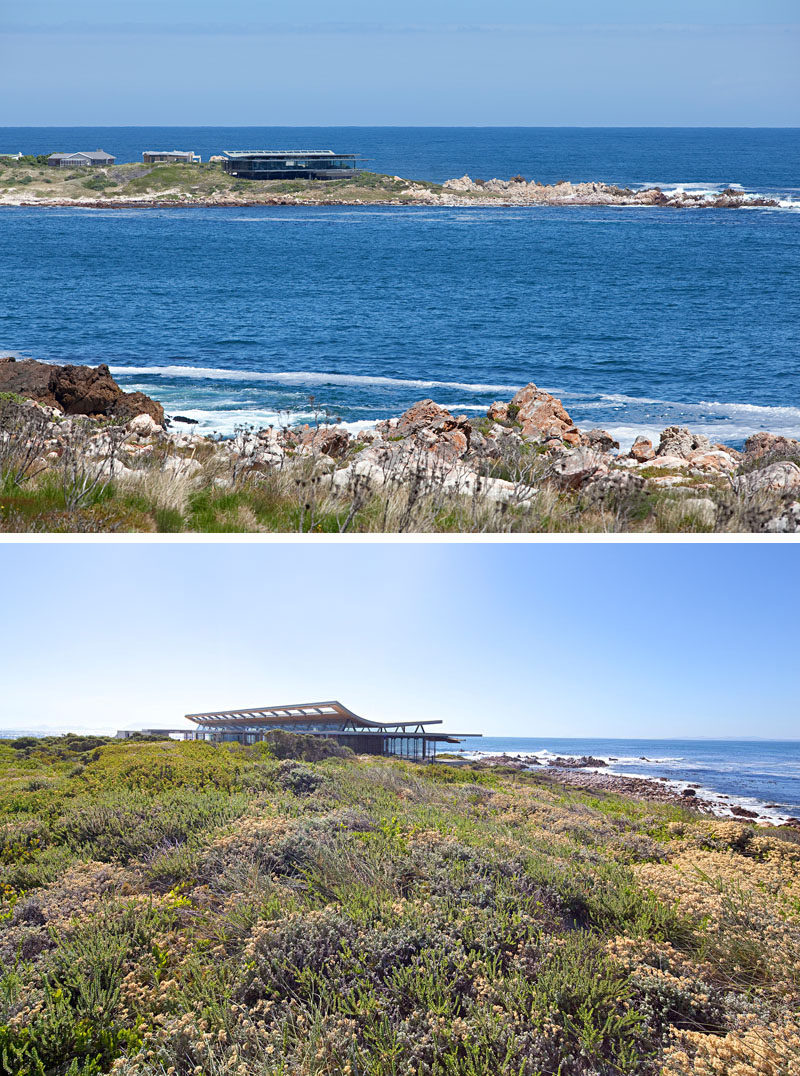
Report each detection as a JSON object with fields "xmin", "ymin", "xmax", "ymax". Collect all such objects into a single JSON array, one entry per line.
[{"xmin": 2, "ymin": 126, "xmax": 799, "ymax": 447}]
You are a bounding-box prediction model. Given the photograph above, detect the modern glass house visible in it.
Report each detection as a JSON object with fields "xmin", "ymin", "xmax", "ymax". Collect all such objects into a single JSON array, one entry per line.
[
  {"xmin": 221, "ymin": 150, "xmax": 362, "ymax": 181},
  {"xmin": 180, "ymin": 699, "xmax": 479, "ymax": 760}
]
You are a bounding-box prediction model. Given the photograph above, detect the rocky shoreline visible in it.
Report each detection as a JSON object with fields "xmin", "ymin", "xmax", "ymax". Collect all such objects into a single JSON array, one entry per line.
[
  {"xmin": 3, "ymin": 355, "xmax": 800, "ymax": 532},
  {"xmin": 2, "ymin": 175, "xmax": 782, "ymax": 211},
  {"xmin": 462, "ymin": 753, "xmax": 800, "ymax": 829}
]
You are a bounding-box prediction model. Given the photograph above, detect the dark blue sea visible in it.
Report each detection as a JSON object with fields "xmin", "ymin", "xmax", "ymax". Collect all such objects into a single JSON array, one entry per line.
[
  {"xmin": 457, "ymin": 738, "xmax": 800, "ymax": 824},
  {"xmin": 1, "ymin": 127, "xmax": 799, "ymax": 446}
]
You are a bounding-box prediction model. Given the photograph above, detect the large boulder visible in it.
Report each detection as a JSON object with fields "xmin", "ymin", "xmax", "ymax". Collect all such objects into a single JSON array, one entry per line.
[
  {"xmin": 377, "ymin": 399, "xmax": 471, "ymax": 459},
  {"xmin": 509, "ymin": 383, "xmax": 580, "ymax": 445},
  {"xmin": 629, "ymin": 436, "xmax": 655, "ymax": 463},
  {"xmin": 548, "ymin": 446, "xmax": 609, "ymax": 490},
  {"xmin": 656, "ymin": 426, "xmax": 711, "ymax": 459},
  {"xmin": 735, "ymin": 461, "xmax": 800, "ymax": 495},
  {"xmin": 297, "ymin": 424, "xmax": 351, "ymax": 458},
  {"xmin": 580, "ymin": 428, "xmax": 620, "ymax": 453},
  {"xmin": 0, "ymin": 357, "xmax": 164, "ymax": 425},
  {"xmin": 743, "ymin": 432, "xmax": 800, "ymax": 460}
]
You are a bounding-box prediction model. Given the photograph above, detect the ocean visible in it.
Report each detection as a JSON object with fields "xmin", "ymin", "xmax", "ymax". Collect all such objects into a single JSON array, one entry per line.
[
  {"xmin": 457, "ymin": 737, "xmax": 800, "ymax": 825},
  {"xmin": 1, "ymin": 127, "xmax": 799, "ymax": 446}
]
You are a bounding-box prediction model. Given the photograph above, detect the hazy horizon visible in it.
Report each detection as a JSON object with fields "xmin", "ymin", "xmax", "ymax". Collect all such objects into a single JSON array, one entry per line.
[
  {"xmin": 1, "ymin": 543, "xmax": 798, "ymax": 740},
  {"xmin": 3, "ymin": 1, "xmax": 798, "ymax": 127}
]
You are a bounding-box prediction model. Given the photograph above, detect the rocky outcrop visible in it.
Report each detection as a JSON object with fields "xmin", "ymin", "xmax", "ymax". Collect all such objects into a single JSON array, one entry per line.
[
  {"xmin": 376, "ymin": 399, "xmax": 472, "ymax": 460},
  {"xmin": 440, "ymin": 176, "xmax": 780, "ymax": 209},
  {"xmin": 548, "ymin": 447, "xmax": 609, "ymax": 490},
  {"xmin": 6, "ymin": 352, "xmax": 800, "ymax": 533},
  {"xmin": 735, "ymin": 461, "xmax": 800, "ymax": 495},
  {"xmin": 0, "ymin": 357, "xmax": 163, "ymax": 424},
  {"xmin": 656, "ymin": 426, "xmax": 711, "ymax": 459},
  {"xmin": 743, "ymin": 432, "xmax": 800, "ymax": 460},
  {"xmin": 508, "ymin": 383, "xmax": 581, "ymax": 445},
  {"xmin": 629, "ymin": 436, "xmax": 655, "ymax": 463},
  {"xmin": 581, "ymin": 428, "xmax": 620, "ymax": 453},
  {"xmin": 547, "ymin": 756, "xmax": 608, "ymax": 769}
]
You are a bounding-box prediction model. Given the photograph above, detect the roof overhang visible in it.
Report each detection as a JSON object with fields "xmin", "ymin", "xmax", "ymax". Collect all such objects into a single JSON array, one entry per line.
[{"xmin": 184, "ymin": 699, "xmax": 444, "ymax": 731}]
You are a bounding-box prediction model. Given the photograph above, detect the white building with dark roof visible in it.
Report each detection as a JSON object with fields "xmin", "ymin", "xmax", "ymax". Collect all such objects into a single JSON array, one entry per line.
[{"xmin": 47, "ymin": 150, "xmax": 115, "ymax": 168}]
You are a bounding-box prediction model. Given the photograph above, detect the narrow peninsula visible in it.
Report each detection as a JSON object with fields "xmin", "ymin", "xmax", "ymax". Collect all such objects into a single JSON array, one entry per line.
[{"xmin": 0, "ymin": 159, "xmax": 780, "ymax": 210}]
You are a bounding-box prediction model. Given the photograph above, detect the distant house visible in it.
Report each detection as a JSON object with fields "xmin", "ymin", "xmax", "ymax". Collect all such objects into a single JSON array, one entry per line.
[
  {"xmin": 48, "ymin": 150, "xmax": 115, "ymax": 168},
  {"xmin": 0, "ymin": 152, "xmax": 23, "ymax": 161},
  {"xmin": 221, "ymin": 149, "xmax": 361, "ymax": 180},
  {"xmin": 142, "ymin": 150, "xmax": 201, "ymax": 164}
]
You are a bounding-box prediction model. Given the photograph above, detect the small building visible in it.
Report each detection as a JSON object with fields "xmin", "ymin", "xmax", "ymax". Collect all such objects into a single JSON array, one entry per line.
[
  {"xmin": 0, "ymin": 152, "xmax": 23, "ymax": 161},
  {"xmin": 48, "ymin": 150, "xmax": 115, "ymax": 168},
  {"xmin": 143, "ymin": 150, "xmax": 201, "ymax": 164},
  {"xmin": 222, "ymin": 150, "xmax": 361, "ymax": 181},
  {"xmin": 178, "ymin": 699, "xmax": 478, "ymax": 760}
]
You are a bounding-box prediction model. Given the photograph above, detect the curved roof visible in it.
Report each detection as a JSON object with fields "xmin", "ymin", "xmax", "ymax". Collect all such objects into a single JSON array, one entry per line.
[{"xmin": 184, "ymin": 699, "xmax": 442, "ymax": 731}]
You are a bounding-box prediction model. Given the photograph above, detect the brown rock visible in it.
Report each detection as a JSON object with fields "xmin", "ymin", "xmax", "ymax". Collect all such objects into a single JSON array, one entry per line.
[
  {"xmin": 712, "ymin": 442, "xmax": 741, "ymax": 459},
  {"xmin": 299, "ymin": 425, "xmax": 351, "ymax": 457},
  {"xmin": 743, "ymin": 432, "xmax": 800, "ymax": 460},
  {"xmin": 548, "ymin": 446, "xmax": 609, "ymax": 490},
  {"xmin": 581, "ymin": 428, "xmax": 620, "ymax": 453},
  {"xmin": 510, "ymin": 383, "xmax": 580, "ymax": 444},
  {"xmin": 629, "ymin": 436, "xmax": 655, "ymax": 462},
  {"xmin": 0, "ymin": 357, "xmax": 164, "ymax": 425},
  {"xmin": 487, "ymin": 401, "xmax": 509, "ymax": 423},
  {"xmin": 110, "ymin": 391, "xmax": 164, "ymax": 426},
  {"xmin": 656, "ymin": 426, "xmax": 711, "ymax": 460},
  {"xmin": 686, "ymin": 450, "xmax": 738, "ymax": 472},
  {"xmin": 377, "ymin": 399, "xmax": 472, "ymax": 459},
  {"xmin": 736, "ymin": 461, "xmax": 800, "ymax": 494}
]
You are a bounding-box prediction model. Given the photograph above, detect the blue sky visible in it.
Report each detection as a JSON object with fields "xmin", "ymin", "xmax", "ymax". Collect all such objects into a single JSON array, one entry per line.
[
  {"xmin": 2, "ymin": 0, "xmax": 798, "ymax": 125},
  {"xmin": 0, "ymin": 542, "xmax": 796, "ymax": 740}
]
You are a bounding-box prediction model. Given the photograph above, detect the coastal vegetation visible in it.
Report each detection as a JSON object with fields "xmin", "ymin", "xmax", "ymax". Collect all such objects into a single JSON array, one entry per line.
[
  {"xmin": 2, "ymin": 374, "xmax": 800, "ymax": 533},
  {"xmin": 0, "ymin": 736, "xmax": 798, "ymax": 1075}
]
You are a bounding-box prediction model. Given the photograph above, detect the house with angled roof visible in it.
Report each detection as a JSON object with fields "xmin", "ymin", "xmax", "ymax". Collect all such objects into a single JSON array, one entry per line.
[
  {"xmin": 117, "ymin": 699, "xmax": 479, "ymax": 760},
  {"xmin": 47, "ymin": 150, "xmax": 116, "ymax": 168}
]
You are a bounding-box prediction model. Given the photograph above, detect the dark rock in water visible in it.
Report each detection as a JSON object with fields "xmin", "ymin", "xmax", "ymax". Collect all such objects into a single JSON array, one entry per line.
[
  {"xmin": 681, "ymin": 788, "xmax": 697, "ymax": 797},
  {"xmin": 548, "ymin": 755, "xmax": 608, "ymax": 769},
  {"xmin": 172, "ymin": 415, "xmax": 200, "ymax": 425},
  {"xmin": 0, "ymin": 356, "xmax": 163, "ymax": 425},
  {"xmin": 730, "ymin": 805, "xmax": 758, "ymax": 818}
]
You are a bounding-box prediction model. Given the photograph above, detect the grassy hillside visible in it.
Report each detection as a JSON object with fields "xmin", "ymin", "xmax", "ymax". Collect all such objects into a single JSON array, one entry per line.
[
  {"xmin": 0, "ymin": 159, "xmax": 457, "ymax": 205},
  {"xmin": 1, "ymin": 737, "xmax": 798, "ymax": 1075}
]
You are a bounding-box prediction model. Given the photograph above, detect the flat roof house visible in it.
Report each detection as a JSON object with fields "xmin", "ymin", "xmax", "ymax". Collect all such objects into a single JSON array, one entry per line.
[
  {"xmin": 222, "ymin": 150, "xmax": 361, "ymax": 181},
  {"xmin": 143, "ymin": 150, "xmax": 201, "ymax": 164},
  {"xmin": 48, "ymin": 150, "xmax": 115, "ymax": 168},
  {"xmin": 175, "ymin": 699, "xmax": 479, "ymax": 760}
]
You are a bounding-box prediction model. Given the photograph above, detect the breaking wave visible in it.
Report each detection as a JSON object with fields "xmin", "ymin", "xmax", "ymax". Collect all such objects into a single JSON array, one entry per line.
[{"xmin": 110, "ymin": 365, "xmax": 521, "ymax": 395}]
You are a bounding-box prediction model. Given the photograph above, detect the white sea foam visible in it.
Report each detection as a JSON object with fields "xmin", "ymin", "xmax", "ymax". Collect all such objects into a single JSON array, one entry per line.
[
  {"xmin": 110, "ymin": 365, "xmax": 800, "ymax": 444},
  {"xmin": 458, "ymin": 748, "xmax": 796, "ymax": 826},
  {"xmin": 110, "ymin": 365, "xmax": 522, "ymax": 394},
  {"xmin": 168, "ymin": 408, "xmax": 382, "ymax": 436}
]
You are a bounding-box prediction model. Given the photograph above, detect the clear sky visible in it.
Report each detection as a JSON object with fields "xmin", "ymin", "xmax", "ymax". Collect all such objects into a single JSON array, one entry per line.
[
  {"xmin": 2, "ymin": 0, "xmax": 798, "ymax": 126},
  {"xmin": 0, "ymin": 542, "xmax": 796, "ymax": 740}
]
